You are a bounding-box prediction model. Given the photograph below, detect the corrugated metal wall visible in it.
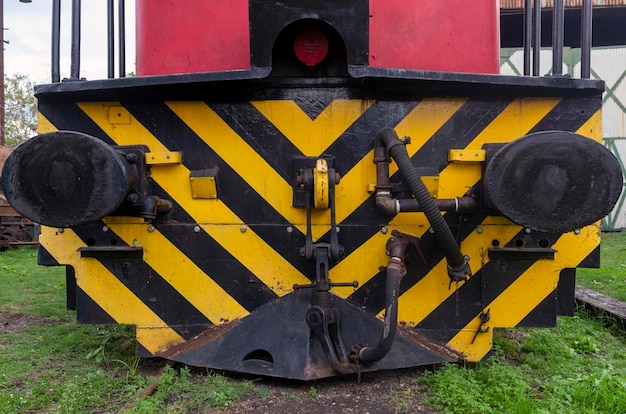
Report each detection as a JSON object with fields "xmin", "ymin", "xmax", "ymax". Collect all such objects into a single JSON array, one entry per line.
[{"xmin": 501, "ymin": 46, "xmax": 626, "ymax": 229}]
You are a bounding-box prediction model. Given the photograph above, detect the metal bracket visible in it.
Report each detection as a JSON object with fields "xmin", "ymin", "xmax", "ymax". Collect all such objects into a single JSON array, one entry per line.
[
  {"xmin": 292, "ymin": 159, "xmax": 360, "ymax": 374},
  {"xmin": 297, "ymin": 159, "xmax": 343, "ymax": 261},
  {"xmin": 294, "ymin": 244, "xmax": 356, "ymax": 375},
  {"xmin": 471, "ymin": 308, "xmax": 491, "ymax": 344},
  {"xmin": 292, "ymin": 156, "xmax": 335, "ymax": 207}
]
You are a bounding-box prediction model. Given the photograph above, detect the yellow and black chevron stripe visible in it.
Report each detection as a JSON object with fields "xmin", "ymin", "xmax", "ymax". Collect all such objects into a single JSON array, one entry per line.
[{"xmin": 37, "ymin": 93, "xmax": 602, "ymax": 361}]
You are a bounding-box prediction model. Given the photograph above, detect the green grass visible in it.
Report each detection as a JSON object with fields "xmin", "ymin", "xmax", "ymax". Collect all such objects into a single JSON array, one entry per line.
[
  {"xmin": 577, "ymin": 231, "xmax": 626, "ymax": 301},
  {"xmin": 419, "ymin": 314, "xmax": 626, "ymax": 413},
  {"xmin": 0, "ymin": 248, "xmax": 255, "ymax": 413},
  {"xmin": 0, "ymin": 248, "xmax": 66, "ymax": 317},
  {"xmin": 129, "ymin": 365, "xmax": 256, "ymax": 413}
]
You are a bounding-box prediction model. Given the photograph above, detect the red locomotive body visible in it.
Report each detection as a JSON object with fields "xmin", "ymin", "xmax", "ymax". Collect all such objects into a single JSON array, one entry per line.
[{"xmin": 136, "ymin": 0, "xmax": 500, "ymax": 76}]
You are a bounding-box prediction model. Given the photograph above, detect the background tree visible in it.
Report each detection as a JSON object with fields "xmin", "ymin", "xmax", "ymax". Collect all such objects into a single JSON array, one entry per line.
[{"xmin": 4, "ymin": 73, "xmax": 36, "ymax": 148}]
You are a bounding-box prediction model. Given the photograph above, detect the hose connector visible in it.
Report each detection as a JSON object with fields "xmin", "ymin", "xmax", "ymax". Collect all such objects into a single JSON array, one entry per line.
[{"xmin": 447, "ymin": 256, "xmax": 471, "ymax": 282}]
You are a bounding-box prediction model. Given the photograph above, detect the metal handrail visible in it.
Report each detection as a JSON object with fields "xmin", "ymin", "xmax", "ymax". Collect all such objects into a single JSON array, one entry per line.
[
  {"xmin": 51, "ymin": 0, "xmax": 126, "ymax": 82},
  {"xmin": 523, "ymin": 0, "xmax": 592, "ymax": 78}
]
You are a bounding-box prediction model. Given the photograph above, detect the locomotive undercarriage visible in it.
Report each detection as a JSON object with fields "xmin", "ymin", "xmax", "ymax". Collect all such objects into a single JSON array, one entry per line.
[{"xmin": 3, "ymin": 72, "xmax": 622, "ymax": 379}]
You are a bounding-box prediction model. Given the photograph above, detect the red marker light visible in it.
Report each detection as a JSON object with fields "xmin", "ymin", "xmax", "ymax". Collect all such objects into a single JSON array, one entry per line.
[{"xmin": 293, "ymin": 28, "xmax": 329, "ymax": 67}]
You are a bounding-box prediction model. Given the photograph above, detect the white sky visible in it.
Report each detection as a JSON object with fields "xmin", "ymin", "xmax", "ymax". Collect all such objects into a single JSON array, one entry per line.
[{"xmin": 4, "ymin": 0, "xmax": 136, "ymax": 84}]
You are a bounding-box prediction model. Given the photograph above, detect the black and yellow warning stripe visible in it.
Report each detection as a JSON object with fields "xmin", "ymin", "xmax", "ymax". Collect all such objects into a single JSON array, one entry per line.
[{"xmin": 37, "ymin": 93, "xmax": 602, "ymax": 359}]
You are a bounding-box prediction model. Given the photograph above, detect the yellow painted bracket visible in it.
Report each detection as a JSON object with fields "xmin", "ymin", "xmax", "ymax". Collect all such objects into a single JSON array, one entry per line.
[
  {"xmin": 145, "ymin": 152, "xmax": 183, "ymax": 165},
  {"xmin": 448, "ymin": 149, "xmax": 486, "ymax": 162},
  {"xmin": 313, "ymin": 159, "xmax": 329, "ymax": 209}
]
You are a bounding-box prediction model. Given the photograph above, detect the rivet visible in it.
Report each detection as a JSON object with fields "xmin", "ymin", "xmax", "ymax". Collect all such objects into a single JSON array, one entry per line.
[
  {"xmin": 476, "ymin": 226, "xmax": 483, "ymax": 234},
  {"xmin": 335, "ymin": 227, "xmax": 340, "ymax": 233},
  {"xmin": 126, "ymin": 193, "xmax": 139, "ymax": 204},
  {"xmin": 147, "ymin": 226, "xmax": 155, "ymax": 232},
  {"xmin": 525, "ymin": 228, "xmax": 532, "ymax": 234},
  {"xmin": 287, "ymin": 226, "xmax": 293, "ymax": 233},
  {"xmin": 193, "ymin": 226, "xmax": 201, "ymax": 233},
  {"xmin": 57, "ymin": 228, "xmax": 64, "ymax": 233},
  {"xmin": 240, "ymin": 226, "xmax": 247, "ymax": 233},
  {"xmin": 381, "ymin": 226, "xmax": 388, "ymax": 234},
  {"xmin": 102, "ymin": 226, "xmax": 109, "ymax": 232},
  {"xmin": 574, "ymin": 228, "xmax": 581, "ymax": 234}
]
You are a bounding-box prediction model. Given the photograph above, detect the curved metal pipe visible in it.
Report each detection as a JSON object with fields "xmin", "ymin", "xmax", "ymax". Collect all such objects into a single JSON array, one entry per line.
[
  {"xmin": 357, "ymin": 236, "xmax": 407, "ymax": 362},
  {"xmin": 373, "ymin": 131, "xmax": 477, "ymax": 215},
  {"xmin": 374, "ymin": 127, "xmax": 471, "ymax": 282},
  {"xmin": 375, "ymin": 191, "xmax": 477, "ymax": 215},
  {"xmin": 140, "ymin": 196, "xmax": 173, "ymax": 221}
]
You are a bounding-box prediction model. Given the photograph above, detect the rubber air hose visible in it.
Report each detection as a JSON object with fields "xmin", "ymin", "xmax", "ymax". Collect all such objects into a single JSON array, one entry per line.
[{"xmin": 374, "ymin": 127, "xmax": 471, "ymax": 282}]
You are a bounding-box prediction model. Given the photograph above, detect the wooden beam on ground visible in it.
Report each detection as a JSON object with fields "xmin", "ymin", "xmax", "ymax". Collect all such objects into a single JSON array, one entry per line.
[{"xmin": 575, "ymin": 285, "xmax": 626, "ymax": 328}]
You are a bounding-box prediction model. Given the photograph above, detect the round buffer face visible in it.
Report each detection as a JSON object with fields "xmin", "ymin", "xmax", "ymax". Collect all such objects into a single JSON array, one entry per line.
[
  {"xmin": 483, "ymin": 131, "xmax": 623, "ymax": 232},
  {"xmin": 2, "ymin": 131, "xmax": 130, "ymax": 228}
]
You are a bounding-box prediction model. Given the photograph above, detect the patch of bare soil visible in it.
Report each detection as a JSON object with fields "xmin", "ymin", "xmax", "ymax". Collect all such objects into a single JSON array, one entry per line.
[
  {"xmin": 221, "ymin": 368, "xmax": 438, "ymax": 414},
  {"xmin": 0, "ymin": 312, "xmax": 62, "ymax": 332},
  {"xmin": 135, "ymin": 359, "xmax": 439, "ymax": 413}
]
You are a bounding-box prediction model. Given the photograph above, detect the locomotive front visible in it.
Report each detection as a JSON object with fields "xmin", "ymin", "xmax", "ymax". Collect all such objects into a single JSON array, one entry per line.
[{"xmin": 2, "ymin": 0, "xmax": 622, "ymax": 380}]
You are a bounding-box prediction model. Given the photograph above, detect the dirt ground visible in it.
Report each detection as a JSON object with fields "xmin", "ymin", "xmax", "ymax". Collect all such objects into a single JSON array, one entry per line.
[
  {"xmin": 133, "ymin": 352, "xmax": 438, "ymax": 414},
  {"xmin": 0, "ymin": 312, "xmax": 62, "ymax": 332},
  {"xmin": 219, "ymin": 368, "xmax": 438, "ymax": 414}
]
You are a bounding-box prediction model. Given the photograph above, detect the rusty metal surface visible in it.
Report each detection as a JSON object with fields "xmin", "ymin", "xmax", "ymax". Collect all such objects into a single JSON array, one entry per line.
[
  {"xmin": 0, "ymin": 216, "xmax": 39, "ymax": 251},
  {"xmin": 158, "ymin": 319, "xmax": 243, "ymax": 360},
  {"xmin": 0, "ymin": 236, "xmax": 13, "ymax": 251},
  {"xmin": 0, "ymin": 145, "xmax": 10, "ymax": 172},
  {"xmin": 0, "ymin": 205, "xmax": 19, "ymax": 217}
]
